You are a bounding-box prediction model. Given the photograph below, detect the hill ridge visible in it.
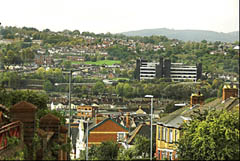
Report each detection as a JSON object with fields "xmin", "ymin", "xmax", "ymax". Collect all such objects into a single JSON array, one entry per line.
[{"xmin": 121, "ymin": 28, "xmax": 239, "ymax": 42}]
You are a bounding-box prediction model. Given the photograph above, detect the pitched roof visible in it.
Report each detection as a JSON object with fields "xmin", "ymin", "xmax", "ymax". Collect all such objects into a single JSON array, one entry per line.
[
  {"xmin": 40, "ymin": 113, "xmax": 60, "ymax": 123},
  {"xmin": 158, "ymin": 97, "xmax": 239, "ymax": 128},
  {"xmin": 136, "ymin": 106, "xmax": 146, "ymax": 114},
  {"xmin": 127, "ymin": 124, "xmax": 143, "ymax": 144},
  {"xmin": 127, "ymin": 123, "xmax": 156, "ymax": 144},
  {"xmin": 11, "ymin": 101, "xmax": 37, "ymax": 112},
  {"xmin": 89, "ymin": 117, "xmax": 129, "ymax": 132}
]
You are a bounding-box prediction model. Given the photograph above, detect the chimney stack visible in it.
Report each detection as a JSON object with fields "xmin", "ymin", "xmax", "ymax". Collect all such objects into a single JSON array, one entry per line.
[{"xmin": 126, "ymin": 112, "xmax": 130, "ymax": 129}]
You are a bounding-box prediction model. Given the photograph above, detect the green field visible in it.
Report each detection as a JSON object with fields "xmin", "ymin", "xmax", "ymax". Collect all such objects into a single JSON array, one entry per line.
[{"xmin": 72, "ymin": 60, "xmax": 121, "ymax": 65}]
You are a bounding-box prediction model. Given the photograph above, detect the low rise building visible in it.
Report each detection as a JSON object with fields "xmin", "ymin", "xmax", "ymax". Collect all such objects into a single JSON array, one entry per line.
[{"xmin": 77, "ymin": 106, "xmax": 98, "ymax": 118}]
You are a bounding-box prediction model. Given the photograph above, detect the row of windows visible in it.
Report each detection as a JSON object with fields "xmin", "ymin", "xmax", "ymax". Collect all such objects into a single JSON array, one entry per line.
[
  {"xmin": 77, "ymin": 108, "xmax": 93, "ymax": 111},
  {"xmin": 171, "ymin": 69, "xmax": 197, "ymax": 72},
  {"xmin": 171, "ymin": 75, "xmax": 196, "ymax": 78},
  {"xmin": 158, "ymin": 150, "xmax": 177, "ymax": 160},
  {"xmin": 140, "ymin": 68, "xmax": 156, "ymax": 70},
  {"xmin": 171, "ymin": 73, "xmax": 196, "ymax": 75},
  {"xmin": 140, "ymin": 75, "xmax": 155, "ymax": 77},
  {"xmin": 78, "ymin": 112, "xmax": 92, "ymax": 115},
  {"xmin": 158, "ymin": 126, "xmax": 178, "ymax": 143},
  {"xmin": 140, "ymin": 72, "xmax": 156, "ymax": 74}
]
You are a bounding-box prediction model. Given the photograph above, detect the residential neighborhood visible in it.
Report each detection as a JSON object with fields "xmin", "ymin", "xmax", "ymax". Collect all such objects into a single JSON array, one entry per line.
[{"xmin": 0, "ymin": 1, "xmax": 239, "ymax": 159}]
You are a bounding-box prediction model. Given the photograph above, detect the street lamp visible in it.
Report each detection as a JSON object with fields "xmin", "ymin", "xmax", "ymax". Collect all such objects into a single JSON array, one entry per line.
[
  {"xmin": 54, "ymin": 70, "xmax": 72, "ymax": 138},
  {"xmin": 145, "ymin": 94, "xmax": 153, "ymax": 160},
  {"xmin": 86, "ymin": 119, "xmax": 89, "ymax": 160},
  {"xmin": 233, "ymin": 45, "xmax": 239, "ymax": 98}
]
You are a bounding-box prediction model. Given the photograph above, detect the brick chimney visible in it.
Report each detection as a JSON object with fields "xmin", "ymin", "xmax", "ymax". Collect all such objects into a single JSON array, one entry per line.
[
  {"xmin": 126, "ymin": 112, "xmax": 130, "ymax": 129},
  {"xmin": 190, "ymin": 92, "xmax": 204, "ymax": 107},
  {"xmin": 222, "ymin": 84, "xmax": 238, "ymax": 102},
  {"xmin": 95, "ymin": 114, "xmax": 105, "ymax": 124}
]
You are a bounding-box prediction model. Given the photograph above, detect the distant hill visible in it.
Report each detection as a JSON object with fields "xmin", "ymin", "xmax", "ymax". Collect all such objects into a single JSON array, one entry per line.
[{"xmin": 121, "ymin": 28, "xmax": 239, "ymax": 42}]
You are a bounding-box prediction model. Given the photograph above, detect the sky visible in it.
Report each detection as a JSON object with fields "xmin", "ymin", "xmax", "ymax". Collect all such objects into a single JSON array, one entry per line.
[{"xmin": 0, "ymin": 0, "xmax": 239, "ymax": 34}]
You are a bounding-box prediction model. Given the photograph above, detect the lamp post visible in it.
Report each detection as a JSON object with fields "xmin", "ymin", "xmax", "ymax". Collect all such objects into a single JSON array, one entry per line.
[
  {"xmin": 68, "ymin": 70, "xmax": 72, "ymax": 138},
  {"xmin": 55, "ymin": 70, "xmax": 72, "ymax": 138},
  {"xmin": 86, "ymin": 119, "xmax": 89, "ymax": 160},
  {"xmin": 233, "ymin": 45, "xmax": 240, "ymax": 98},
  {"xmin": 145, "ymin": 95, "xmax": 153, "ymax": 160}
]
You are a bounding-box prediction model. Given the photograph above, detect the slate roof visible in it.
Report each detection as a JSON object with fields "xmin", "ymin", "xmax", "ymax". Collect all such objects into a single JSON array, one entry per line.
[
  {"xmin": 127, "ymin": 123, "xmax": 156, "ymax": 145},
  {"xmin": 157, "ymin": 97, "xmax": 239, "ymax": 128}
]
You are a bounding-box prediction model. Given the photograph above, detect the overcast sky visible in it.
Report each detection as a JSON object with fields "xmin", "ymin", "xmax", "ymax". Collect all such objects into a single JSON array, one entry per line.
[{"xmin": 0, "ymin": 0, "xmax": 239, "ymax": 34}]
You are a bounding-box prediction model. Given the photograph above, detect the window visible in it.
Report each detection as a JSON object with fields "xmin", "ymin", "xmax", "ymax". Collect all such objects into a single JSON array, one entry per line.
[
  {"xmin": 158, "ymin": 150, "xmax": 160, "ymax": 160},
  {"xmin": 175, "ymin": 129, "xmax": 178, "ymax": 142},
  {"xmin": 158, "ymin": 126, "xmax": 161, "ymax": 140},
  {"xmin": 117, "ymin": 132, "xmax": 125, "ymax": 142},
  {"xmin": 161, "ymin": 151, "xmax": 167, "ymax": 160},
  {"xmin": 161, "ymin": 127, "xmax": 164, "ymax": 140},
  {"xmin": 162, "ymin": 127, "xmax": 165, "ymax": 141},
  {"xmin": 169, "ymin": 152, "xmax": 172, "ymax": 160},
  {"xmin": 169, "ymin": 129, "xmax": 173, "ymax": 143},
  {"xmin": 165, "ymin": 128, "xmax": 168, "ymax": 142}
]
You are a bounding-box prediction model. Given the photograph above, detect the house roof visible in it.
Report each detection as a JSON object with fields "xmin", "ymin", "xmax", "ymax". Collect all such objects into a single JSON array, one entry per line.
[
  {"xmin": 10, "ymin": 101, "xmax": 37, "ymax": 112},
  {"xmin": 127, "ymin": 123, "xmax": 156, "ymax": 145},
  {"xmin": 127, "ymin": 124, "xmax": 143, "ymax": 144},
  {"xmin": 136, "ymin": 106, "xmax": 146, "ymax": 114},
  {"xmin": 89, "ymin": 117, "xmax": 129, "ymax": 132},
  {"xmin": 40, "ymin": 113, "xmax": 60, "ymax": 123},
  {"xmin": 158, "ymin": 97, "xmax": 239, "ymax": 128},
  {"xmin": 82, "ymin": 117, "xmax": 129, "ymax": 143}
]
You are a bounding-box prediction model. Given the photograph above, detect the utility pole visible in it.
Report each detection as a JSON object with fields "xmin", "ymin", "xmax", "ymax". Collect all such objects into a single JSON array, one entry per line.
[
  {"xmin": 86, "ymin": 120, "xmax": 88, "ymax": 160},
  {"xmin": 145, "ymin": 95, "xmax": 153, "ymax": 160},
  {"xmin": 68, "ymin": 70, "xmax": 72, "ymax": 137}
]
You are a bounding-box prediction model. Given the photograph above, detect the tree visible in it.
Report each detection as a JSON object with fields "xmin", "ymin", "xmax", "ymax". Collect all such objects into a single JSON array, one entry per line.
[
  {"xmin": 0, "ymin": 89, "xmax": 48, "ymax": 110},
  {"xmin": 116, "ymin": 83, "xmax": 124, "ymax": 97},
  {"xmin": 87, "ymin": 141, "xmax": 119, "ymax": 160},
  {"xmin": 177, "ymin": 109, "xmax": 239, "ymax": 160},
  {"xmin": 133, "ymin": 135, "xmax": 150, "ymax": 158},
  {"xmin": 117, "ymin": 146, "xmax": 135, "ymax": 160},
  {"xmin": 43, "ymin": 80, "xmax": 54, "ymax": 91},
  {"xmin": 123, "ymin": 83, "xmax": 133, "ymax": 98},
  {"xmin": 92, "ymin": 81, "xmax": 105, "ymax": 95},
  {"xmin": 97, "ymin": 141, "xmax": 119, "ymax": 160}
]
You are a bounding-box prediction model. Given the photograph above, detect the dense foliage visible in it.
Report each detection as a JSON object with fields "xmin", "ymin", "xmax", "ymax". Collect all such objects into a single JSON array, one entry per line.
[
  {"xmin": 0, "ymin": 88, "xmax": 48, "ymax": 109},
  {"xmin": 80, "ymin": 141, "xmax": 119, "ymax": 160},
  {"xmin": 177, "ymin": 109, "xmax": 240, "ymax": 160}
]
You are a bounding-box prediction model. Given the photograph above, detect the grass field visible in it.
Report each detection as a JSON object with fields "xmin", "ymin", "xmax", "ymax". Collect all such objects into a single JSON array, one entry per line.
[{"xmin": 72, "ymin": 60, "xmax": 121, "ymax": 65}]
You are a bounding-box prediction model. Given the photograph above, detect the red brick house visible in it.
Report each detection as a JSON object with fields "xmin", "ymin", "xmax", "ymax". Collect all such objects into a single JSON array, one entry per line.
[{"xmin": 87, "ymin": 118, "xmax": 129, "ymax": 147}]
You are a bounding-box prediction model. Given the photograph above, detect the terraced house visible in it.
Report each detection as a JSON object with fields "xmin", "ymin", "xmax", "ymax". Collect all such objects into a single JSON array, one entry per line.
[
  {"xmin": 155, "ymin": 85, "xmax": 239, "ymax": 160},
  {"xmin": 156, "ymin": 114, "xmax": 190, "ymax": 160}
]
